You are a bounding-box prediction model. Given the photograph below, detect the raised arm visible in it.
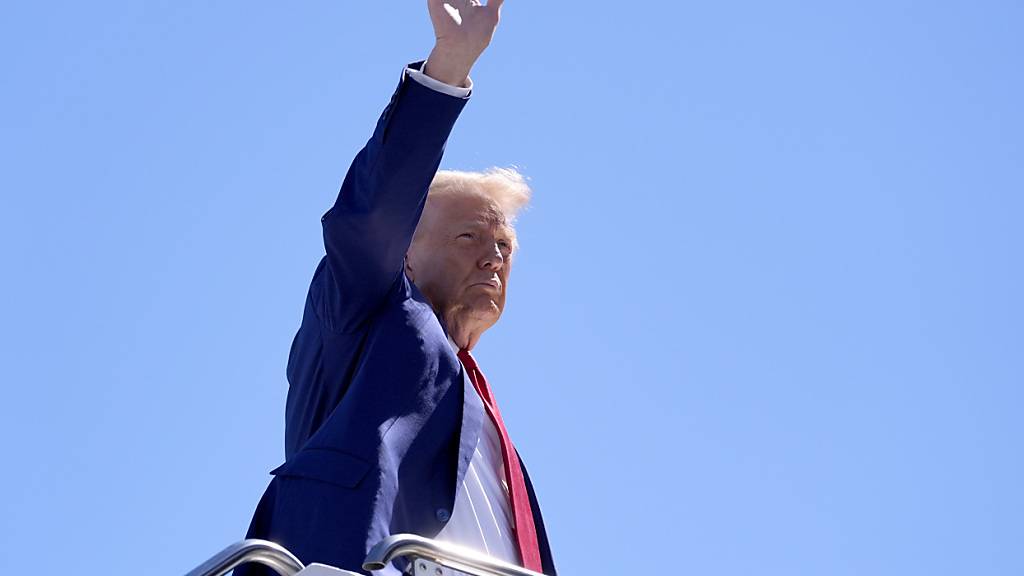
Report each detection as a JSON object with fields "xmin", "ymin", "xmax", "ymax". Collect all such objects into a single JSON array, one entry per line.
[{"xmin": 317, "ymin": 1, "xmax": 505, "ymax": 333}]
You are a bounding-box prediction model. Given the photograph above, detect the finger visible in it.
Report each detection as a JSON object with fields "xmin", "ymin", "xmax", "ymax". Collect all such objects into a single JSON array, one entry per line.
[
  {"xmin": 428, "ymin": 0, "xmax": 454, "ymax": 17},
  {"xmin": 428, "ymin": 0, "xmax": 461, "ymax": 25}
]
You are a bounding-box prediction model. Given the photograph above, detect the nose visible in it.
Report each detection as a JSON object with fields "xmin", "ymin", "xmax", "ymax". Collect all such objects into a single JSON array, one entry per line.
[{"xmin": 479, "ymin": 242, "xmax": 505, "ymax": 271}]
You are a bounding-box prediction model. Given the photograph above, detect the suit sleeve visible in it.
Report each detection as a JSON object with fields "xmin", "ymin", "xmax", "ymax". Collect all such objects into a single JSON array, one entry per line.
[{"xmin": 316, "ymin": 62, "xmax": 469, "ymax": 333}]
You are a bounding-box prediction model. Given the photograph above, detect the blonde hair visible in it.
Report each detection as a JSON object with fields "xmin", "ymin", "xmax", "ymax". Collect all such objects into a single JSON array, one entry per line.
[{"xmin": 427, "ymin": 167, "xmax": 532, "ymax": 223}]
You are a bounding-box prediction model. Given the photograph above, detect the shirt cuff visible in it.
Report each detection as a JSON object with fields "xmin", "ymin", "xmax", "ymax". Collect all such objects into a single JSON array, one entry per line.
[{"xmin": 406, "ymin": 60, "xmax": 473, "ymax": 99}]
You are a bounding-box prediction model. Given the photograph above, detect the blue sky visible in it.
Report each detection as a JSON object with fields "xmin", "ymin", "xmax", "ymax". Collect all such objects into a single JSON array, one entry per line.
[{"xmin": 1, "ymin": 1, "xmax": 1022, "ymax": 574}]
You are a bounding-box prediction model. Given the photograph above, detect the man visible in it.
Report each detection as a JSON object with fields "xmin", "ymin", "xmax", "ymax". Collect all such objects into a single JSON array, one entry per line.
[{"xmin": 237, "ymin": 2, "xmax": 556, "ymax": 575}]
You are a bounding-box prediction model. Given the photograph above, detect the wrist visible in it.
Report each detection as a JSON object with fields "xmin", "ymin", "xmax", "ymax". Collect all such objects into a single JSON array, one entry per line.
[{"xmin": 424, "ymin": 44, "xmax": 475, "ymax": 88}]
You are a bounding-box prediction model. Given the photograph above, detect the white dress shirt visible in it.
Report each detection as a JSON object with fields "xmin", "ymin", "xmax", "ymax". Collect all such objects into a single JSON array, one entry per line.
[
  {"xmin": 433, "ymin": 336, "xmax": 520, "ymax": 565},
  {"xmin": 407, "ymin": 61, "xmax": 473, "ymax": 99}
]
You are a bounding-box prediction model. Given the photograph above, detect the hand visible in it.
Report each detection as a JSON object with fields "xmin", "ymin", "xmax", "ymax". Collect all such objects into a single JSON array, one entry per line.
[{"xmin": 425, "ymin": 0, "xmax": 505, "ymax": 87}]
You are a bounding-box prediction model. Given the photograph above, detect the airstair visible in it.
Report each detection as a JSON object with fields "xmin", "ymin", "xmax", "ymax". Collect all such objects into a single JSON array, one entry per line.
[{"xmin": 185, "ymin": 534, "xmax": 546, "ymax": 576}]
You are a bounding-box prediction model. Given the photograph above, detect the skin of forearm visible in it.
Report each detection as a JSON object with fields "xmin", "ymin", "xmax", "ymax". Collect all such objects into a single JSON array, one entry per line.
[{"xmin": 424, "ymin": 43, "xmax": 478, "ymax": 88}]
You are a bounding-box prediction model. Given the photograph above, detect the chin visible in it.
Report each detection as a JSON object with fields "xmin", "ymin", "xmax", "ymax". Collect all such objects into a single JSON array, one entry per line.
[{"xmin": 469, "ymin": 298, "xmax": 503, "ymax": 322}]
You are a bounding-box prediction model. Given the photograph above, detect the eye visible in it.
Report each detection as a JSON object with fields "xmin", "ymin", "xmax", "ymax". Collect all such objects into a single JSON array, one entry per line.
[
  {"xmin": 497, "ymin": 239, "xmax": 512, "ymax": 251},
  {"xmin": 457, "ymin": 232, "xmax": 474, "ymax": 240}
]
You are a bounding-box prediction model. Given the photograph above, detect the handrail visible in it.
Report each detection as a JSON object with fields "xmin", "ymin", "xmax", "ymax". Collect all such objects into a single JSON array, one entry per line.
[
  {"xmin": 185, "ymin": 539, "xmax": 305, "ymax": 576},
  {"xmin": 364, "ymin": 534, "xmax": 546, "ymax": 576}
]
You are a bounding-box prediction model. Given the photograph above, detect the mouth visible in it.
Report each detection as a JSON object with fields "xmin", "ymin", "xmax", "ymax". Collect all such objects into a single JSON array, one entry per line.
[{"xmin": 471, "ymin": 279, "xmax": 502, "ymax": 291}]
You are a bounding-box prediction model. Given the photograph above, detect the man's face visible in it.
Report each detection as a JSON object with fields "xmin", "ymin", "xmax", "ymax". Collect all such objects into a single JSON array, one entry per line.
[{"xmin": 407, "ymin": 192, "xmax": 516, "ymax": 331}]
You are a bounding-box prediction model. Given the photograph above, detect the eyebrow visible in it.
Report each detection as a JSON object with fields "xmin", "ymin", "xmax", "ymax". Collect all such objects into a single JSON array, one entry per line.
[
  {"xmin": 458, "ymin": 220, "xmax": 517, "ymax": 242},
  {"xmin": 460, "ymin": 217, "xmax": 512, "ymax": 230}
]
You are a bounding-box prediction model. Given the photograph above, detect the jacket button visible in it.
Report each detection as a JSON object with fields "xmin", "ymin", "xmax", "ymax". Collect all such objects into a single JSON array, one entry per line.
[{"xmin": 435, "ymin": 508, "xmax": 451, "ymax": 523}]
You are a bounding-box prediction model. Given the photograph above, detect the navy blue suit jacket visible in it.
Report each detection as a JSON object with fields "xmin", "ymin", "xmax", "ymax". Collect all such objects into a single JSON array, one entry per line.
[{"xmin": 237, "ymin": 65, "xmax": 556, "ymax": 576}]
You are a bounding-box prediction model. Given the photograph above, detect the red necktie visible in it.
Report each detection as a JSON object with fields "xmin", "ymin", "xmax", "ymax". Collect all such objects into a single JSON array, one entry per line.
[{"xmin": 457, "ymin": 348, "xmax": 543, "ymax": 573}]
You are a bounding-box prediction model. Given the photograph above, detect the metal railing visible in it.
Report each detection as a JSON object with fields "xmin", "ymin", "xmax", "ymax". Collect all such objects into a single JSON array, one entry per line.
[
  {"xmin": 187, "ymin": 534, "xmax": 546, "ymax": 576},
  {"xmin": 365, "ymin": 534, "xmax": 546, "ymax": 576},
  {"xmin": 185, "ymin": 539, "xmax": 305, "ymax": 576}
]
